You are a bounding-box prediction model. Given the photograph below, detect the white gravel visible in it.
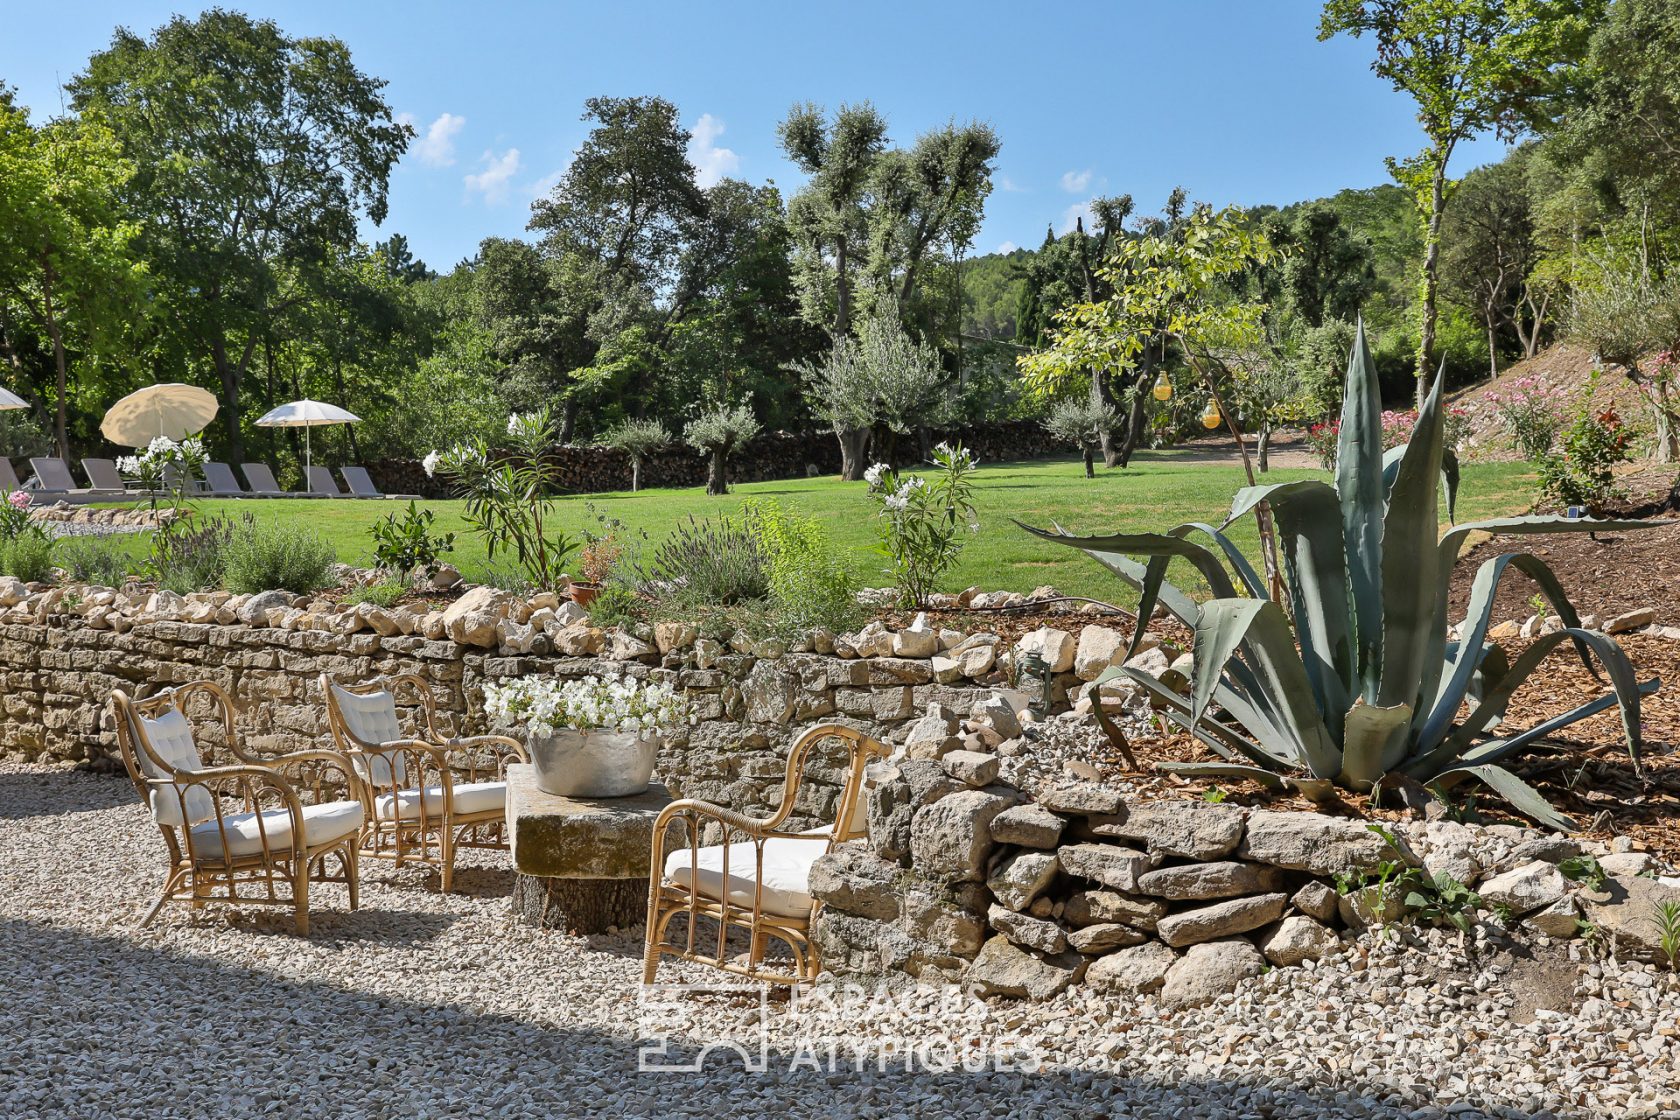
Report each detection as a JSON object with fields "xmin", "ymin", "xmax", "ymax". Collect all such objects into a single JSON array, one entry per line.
[{"xmin": 3, "ymin": 759, "xmax": 1677, "ymax": 1119}]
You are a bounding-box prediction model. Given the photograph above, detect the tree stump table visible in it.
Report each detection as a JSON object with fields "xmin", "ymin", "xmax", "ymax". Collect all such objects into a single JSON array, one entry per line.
[{"xmin": 506, "ymin": 763, "xmax": 674, "ymax": 935}]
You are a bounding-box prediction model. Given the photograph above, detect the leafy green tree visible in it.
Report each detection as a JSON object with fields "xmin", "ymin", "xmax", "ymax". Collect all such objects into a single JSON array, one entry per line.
[
  {"xmin": 685, "ymin": 402, "xmax": 761, "ymax": 496},
  {"xmin": 1262, "ymin": 201, "xmax": 1377, "ymax": 326},
  {"xmin": 1440, "ymin": 149, "xmax": 1544, "ymax": 377},
  {"xmin": 598, "ymin": 417, "xmax": 670, "ymax": 491},
  {"xmin": 1569, "ymin": 247, "xmax": 1680, "ymax": 460},
  {"xmin": 1320, "ymin": 0, "xmax": 1602, "ymax": 402},
  {"xmin": 473, "ymin": 237, "xmax": 592, "ymax": 440},
  {"xmin": 0, "ymin": 103, "xmax": 145, "ymax": 457},
  {"xmin": 376, "ymin": 234, "xmax": 434, "ymax": 283},
  {"xmin": 1043, "ymin": 397, "xmax": 1119, "ymax": 478},
  {"xmin": 69, "ymin": 10, "xmax": 410, "ymax": 460},
  {"xmin": 778, "ymin": 102, "xmax": 888, "ymax": 337}
]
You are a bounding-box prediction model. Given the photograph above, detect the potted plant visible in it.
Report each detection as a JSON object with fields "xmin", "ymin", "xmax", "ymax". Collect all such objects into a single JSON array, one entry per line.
[
  {"xmin": 483, "ymin": 675, "xmax": 686, "ymax": 798},
  {"xmin": 570, "ymin": 533, "xmax": 621, "ymax": 607}
]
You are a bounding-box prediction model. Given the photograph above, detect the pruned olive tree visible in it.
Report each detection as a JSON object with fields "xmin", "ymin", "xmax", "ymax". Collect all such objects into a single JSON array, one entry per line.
[
  {"xmin": 684, "ymin": 403, "xmax": 761, "ymax": 496},
  {"xmin": 598, "ymin": 417, "xmax": 670, "ymax": 491}
]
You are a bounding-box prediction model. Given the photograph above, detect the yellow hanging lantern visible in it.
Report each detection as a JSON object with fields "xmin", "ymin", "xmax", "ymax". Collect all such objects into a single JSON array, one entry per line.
[
  {"xmin": 1200, "ymin": 397, "xmax": 1223, "ymax": 430},
  {"xmin": 1151, "ymin": 371, "xmax": 1173, "ymax": 401}
]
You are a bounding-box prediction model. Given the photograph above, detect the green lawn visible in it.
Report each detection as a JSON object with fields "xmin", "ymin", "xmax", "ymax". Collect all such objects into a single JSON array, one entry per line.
[{"xmin": 144, "ymin": 454, "xmax": 1537, "ymax": 604}]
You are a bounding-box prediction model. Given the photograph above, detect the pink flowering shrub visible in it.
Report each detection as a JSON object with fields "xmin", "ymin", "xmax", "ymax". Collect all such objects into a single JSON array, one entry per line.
[
  {"xmin": 1484, "ymin": 376, "xmax": 1566, "ymax": 460},
  {"xmin": 0, "ymin": 488, "xmax": 32, "ymax": 540},
  {"xmin": 1308, "ymin": 410, "xmax": 1421, "ymax": 470}
]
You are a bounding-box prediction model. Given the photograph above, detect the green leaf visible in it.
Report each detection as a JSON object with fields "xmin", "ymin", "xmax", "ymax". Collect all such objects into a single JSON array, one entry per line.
[
  {"xmin": 1337, "ymin": 320, "xmax": 1386, "ymax": 695},
  {"xmin": 1377, "ymin": 360, "xmax": 1446, "ymax": 711},
  {"xmin": 1432, "ymin": 764, "xmax": 1578, "ymax": 833},
  {"xmin": 1456, "ymin": 678, "xmax": 1661, "ymax": 770}
]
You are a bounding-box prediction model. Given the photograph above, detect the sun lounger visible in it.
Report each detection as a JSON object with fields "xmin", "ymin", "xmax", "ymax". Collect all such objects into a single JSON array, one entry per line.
[
  {"xmin": 241, "ymin": 462, "xmax": 308, "ymax": 497},
  {"xmin": 29, "ymin": 457, "xmax": 119, "ymax": 499},
  {"xmin": 83, "ymin": 458, "xmax": 151, "ymax": 495},
  {"xmin": 201, "ymin": 461, "xmax": 256, "ymax": 497},
  {"xmin": 0, "ymin": 458, "xmax": 50, "ymax": 495},
  {"xmin": 304, "ymin": 465, "xmax": 350, "ymax": 497},
  {"xmin": 340, "ymin": 466, "xmax": 418, "ymax": 500}
]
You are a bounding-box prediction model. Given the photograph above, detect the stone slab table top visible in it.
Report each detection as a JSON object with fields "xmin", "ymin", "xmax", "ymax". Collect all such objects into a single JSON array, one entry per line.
[{"xmin": 506, "ymin": 763, "xmax": 673, "ymax": 879}]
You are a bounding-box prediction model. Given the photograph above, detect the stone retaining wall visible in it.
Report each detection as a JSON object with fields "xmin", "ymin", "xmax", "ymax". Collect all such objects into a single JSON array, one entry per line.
[{"xmin": 809, "ymin": 764, "xmax": 1673, "ymax": 1003}]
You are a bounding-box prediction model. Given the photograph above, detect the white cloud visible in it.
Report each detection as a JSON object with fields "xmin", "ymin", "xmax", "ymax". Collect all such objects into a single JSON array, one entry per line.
[
  {"xmin": 999, "ymin": 176, "xmax": 1027, "ymax": 193},
  {"xmin": 411, "ymin": 112, "xmax": 465, "ymax": 167},
  {"xmin": 1059, "ymin": 200, "xmax": 1096, "ymax": 235},
  {"xmin": 996, "ymin": 240, "xmax": 1018, "ymax": 254},
  {"xmin": 464, "ymin": 148, "xmax": 522, "ymax": 205},
  {"xmin": 687, "ymin": 113, "xmax": 739, "ymax": 188},
  {"xmin": 1060, "ymin": 169, "xmax": 1093, "ymax": 193}
]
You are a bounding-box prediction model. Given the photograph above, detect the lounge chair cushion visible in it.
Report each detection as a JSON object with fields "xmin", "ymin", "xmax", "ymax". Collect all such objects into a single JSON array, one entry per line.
[
  {"xmin": 136, "ymin": 708, "xmax": 216, "ymax": 827},
  {"xmin": 331, "ymin": 685, "xmax": 409, "ymax": 786},
  {"xmin": 188, "ymin": 798, "xmax": 364, "ymax": 860},
  {"xmin": 201, "ymin": 462, "xmax": 246, "ymax": 495},
  {"xmin": 662, "ymin": 834, "xmax": 830, "ymax": 919},
  {"xmin": 373, "ymin": 781, "xmax": 506, "ymax": 821},
  {"xmin": 304, "ymin": 466, "xmax": 342, "ymax": 495}
]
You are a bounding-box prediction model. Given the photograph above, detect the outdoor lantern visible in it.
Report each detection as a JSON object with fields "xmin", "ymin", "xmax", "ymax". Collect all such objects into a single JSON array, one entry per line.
[
  {"xmin": 1151, "ymin": 371, "xmax": 1173, "ymax": 401},
  {"xmin": 1200, "ymin": 397, "xmax": 1223, "ymax": 430},
  {"xmin": 1014, "ymin": 649, "xmax": 1055, "ymax": 716}
]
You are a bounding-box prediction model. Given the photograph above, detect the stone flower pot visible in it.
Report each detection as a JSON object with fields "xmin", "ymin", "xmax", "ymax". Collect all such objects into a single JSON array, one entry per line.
[{"xmin": 528, "ymin": 727, "xmax": 658, "ymax": 798}]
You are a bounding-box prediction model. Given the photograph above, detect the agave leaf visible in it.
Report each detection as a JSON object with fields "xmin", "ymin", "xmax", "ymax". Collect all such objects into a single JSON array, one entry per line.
[
  {"xmin": 1174, "ymin": 522, "xmax": 1266, "ymax": 598},
  {"xmin": 1431, "ymin": 764, "xmax": 1578, "ymax": 832},
  {"xmin": 1337, "ymin": 320, "xmax": 1386, "ymax": 695},
  {"xmin": 1016, "ymin": 522, "xmax": 1244, "ymax": 600},
  {"xmin": 1192, "ymin": 598, "xmax": 1340, "ymax": 777},
  {"xmin": 1438, "ymin": 516, "xmax": 1670, "ymax": 570},
  {"xmin": 1113, "ymin": 666, "xmax": 1297, "ymax": 769},
  {"xmin": 1340, "ymin": 698, "xmax": 1413, "ymax": 790},
  {"xmin": 1458, "ymin": 677, "xmax": 1662, "ymax": 768},
  {"xmin": 1414, "ymin": 627, "xmax": 1646, "ymax": 778},
  {"xmin": 1377, "ymin": 360, "xmax": 1447, "ymax": 711},
  {"xmin": 1228, "ymin": 479, "xmax": 1355, "ymax": 736},
  {"xmin": 1154, "ymin": 760, "xmax": 1288, "ymax": 791},
  {"xmin": 1417, "ymin": 552, "xmax": 1597, "ymax": 754},
  {"xmin": 1383, "ymin": 443, "xmax": 1459, "ymax": 524}
]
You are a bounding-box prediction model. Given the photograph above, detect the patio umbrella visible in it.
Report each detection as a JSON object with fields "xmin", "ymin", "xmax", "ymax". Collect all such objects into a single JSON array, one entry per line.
[
  {"xmin": 101, "ymin": 383, "xmax": 219, "ymax": 446},
  {"xmin": 254, "ymin": 399, "xmax": 362, "ymax": 480},
  {"xmin": 0, "ymin": 386, "xmax": 28, "ymax": 410}
]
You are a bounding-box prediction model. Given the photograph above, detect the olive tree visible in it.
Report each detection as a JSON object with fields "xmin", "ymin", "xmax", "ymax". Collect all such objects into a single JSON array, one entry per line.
[
  {"xmin": 598, "ymin": 417, "xmax": 670, "ymax": 491},
  {"xmin": 1043, "ymin": 397, "xmax": 1120, "ymax": 478},
  {"xmin": 684, "ymin": 403, "xmax": 761, "ymax": 496}
]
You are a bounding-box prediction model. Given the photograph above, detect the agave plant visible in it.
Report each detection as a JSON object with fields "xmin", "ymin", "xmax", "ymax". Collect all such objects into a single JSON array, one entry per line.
[{"xmin": 1024, "ymin": 324, "xmax": 1659, "ymax": 830}]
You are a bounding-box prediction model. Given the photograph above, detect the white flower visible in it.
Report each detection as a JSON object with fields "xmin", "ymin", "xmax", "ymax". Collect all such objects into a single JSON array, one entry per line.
[
  {"xmin": 884, "ymin": 494, "xmax": 909, "ymax": 512},
  {"xmin": 507, "ymin": 413, "xmax": 526, "ymax": 436},
  {"xmin": 147, "ymin": 435, "xmax": 178, "ymax": 457},
  {"xmin": 422, "ymin": 450, "xmax": 441, "ymax": 478},
  {"xmin": 116, "ymin": 455, "xmax": 141, "ymax": 475},
  {"xmin": 863, "ymin": 462, "xmax": 887, "ymax": 488}
]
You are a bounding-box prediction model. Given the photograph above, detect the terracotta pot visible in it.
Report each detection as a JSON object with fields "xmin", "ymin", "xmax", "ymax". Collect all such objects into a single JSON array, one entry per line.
[
  {"xmin": 528, "ymin": 728, "xmax": 658, "ymax": 798},
  {"xmin": 569, "ymin": 582, "xmax": 601, "ymax": 606}
]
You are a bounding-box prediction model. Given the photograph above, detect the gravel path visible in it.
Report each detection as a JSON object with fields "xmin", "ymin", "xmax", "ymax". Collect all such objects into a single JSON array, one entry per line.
[{"xmin": 3, "ymin": 760, "xmax": 1676, "ymax": 1119}]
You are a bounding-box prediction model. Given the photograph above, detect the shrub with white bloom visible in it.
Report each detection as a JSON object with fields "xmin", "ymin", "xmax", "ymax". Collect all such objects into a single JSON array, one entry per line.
[
  {"xmin": 421, "ymin": 450, "xmax": 441, "ymax": 478},
  {"xmin": 862, "ymin": 440, "xmax": 980, "ymax": 609},
  {"xmin": 863, "ymin": 462, "xmax": 888, "ymax": 489},
  {"xmin": 484, "ymin": 676, "xmax": 688, "ymax": 737}
]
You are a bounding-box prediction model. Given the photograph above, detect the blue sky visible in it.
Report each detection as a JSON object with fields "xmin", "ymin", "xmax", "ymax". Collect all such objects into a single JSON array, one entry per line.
[{"xmin": 4, "ymin": 1, "xmax": 1512, "ymax": 271}]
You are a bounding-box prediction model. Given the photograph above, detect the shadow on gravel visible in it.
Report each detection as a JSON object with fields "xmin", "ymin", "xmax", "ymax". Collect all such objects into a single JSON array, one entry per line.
[
  {"xmin": 0, "ymin": 768, "xmax": 135, "ymax": 820},
  {"xmin": 0, "ymin": 916, "xmax": 1565, "ymax": 1120}
]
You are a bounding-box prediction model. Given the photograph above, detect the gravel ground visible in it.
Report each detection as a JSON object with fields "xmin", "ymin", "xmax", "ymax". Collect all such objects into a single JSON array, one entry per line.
[{"xmin": 4, "ymin": 760, "xmax": 1677, "ymax": 1120}]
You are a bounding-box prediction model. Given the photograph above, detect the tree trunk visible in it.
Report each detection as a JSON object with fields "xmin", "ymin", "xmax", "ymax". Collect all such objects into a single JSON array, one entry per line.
[
  {"xmin": 41, "ymin": 266, "xmax": 69, "ymax": 460},
  {"xmin": 211, "ymin": 336, "xmax": 245, "ymax": 463},
  {"xmin": 332, "ymin": 354, "xmax": 360, "ymax": 461},
  {"xmin": 1486, "ymin": 316, "xmax": 1500, "ymax": 382},
  {"xmin": 1093, "ymin": 365, "xmax": 1123, "ymax": 468},
  {"xmin": 1082, "ymin": 444, "xmax": 1095, "ymax": 478},
  {"xmin": 559, "ymin": 399, "xmax": 578, "ymax": 445},
  {"xmin": 837, "ymin": 426, "xmax": 872, "ymax": 481},
  {"xmin": 1415, "ymin": 158, "xmax": 1448, "ymax": 408},
  {"xmin": 835, "ymin": 236, "xmax": 851, "ymax": 337},
  {"xmin": 707, "ymin": 444, "xmax": 729, "ymax": 496},
  {"xmin": 1257, "ymin": 425, "xmax": 1272, "ymax": 473},
  {"xmin": 1650, "ymin": 381, "xmax": 1680, "ymax": 463},
  {"xmin": 631, "ymin": 458, "xmax": 642, "ymax": 492},
  {"xmin": 1115, "ymin": 387, "xmax": 1148, "ymax": 468}
]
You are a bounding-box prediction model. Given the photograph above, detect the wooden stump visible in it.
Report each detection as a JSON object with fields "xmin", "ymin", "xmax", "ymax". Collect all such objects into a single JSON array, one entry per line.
[{"xmin": 512, "ymin": 873, "xmax": 648, "ymax": 935}]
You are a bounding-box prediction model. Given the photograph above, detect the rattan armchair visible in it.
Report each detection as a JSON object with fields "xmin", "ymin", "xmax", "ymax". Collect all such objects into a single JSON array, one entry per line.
[
  {"xmin": 319, "ymin": 673, "xmax": 527, "ymax": 891},
  {"xmin": 644, "ymin": 724, "xmax": 889, "ymax": 987},
  {"xmin": 111, "ymin": 682, "xmax": 363, "ymax": 935}
]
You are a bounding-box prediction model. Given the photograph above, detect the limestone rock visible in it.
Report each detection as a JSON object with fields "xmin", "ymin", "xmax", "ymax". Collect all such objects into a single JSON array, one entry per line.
[
  {"xmin": 741, "ymin": 661, "xmax": 795, "ymax": 723},
  {"xmin": 1155, "ymin": 892, "xmax": 1288, "ymax": 947},
  {"xmin": 1056, "ymin": 842, "xmax": 1152, "ymax": 892},
  {"xmin": 1063, "ymin": 889, "xmax": 1166, "ymax": 932},
  {"xmin": 1037, "ymin": 782, "xmax": 1125, "ymax": 816},
  {"xmin": 986, "ymin": 850, "xmax": 1059, "ymax": 912},
  {"xmin": 653, "ymin": 621, "xmax": 696, "ymax": 654},
  {"xmin": 973, "ymin": 695, "xmax": 1021, "ymax": 739},
  {"xmin": 909, "ymin": 790, "xmax": 1011, "ymax": 883},
  {"xmin": 1123, "ymin": 647, "xmax": 1171, "ymax": 678},
  {"xmin": 1073, "ymin": 625, "xmax": 1127, "ymax": 681},
  {"xmin": 1085, "ymin": 941, "xmax": 1177, "ymax": 993},
  {"xmin": 891, "ymin": 615, "xmax": 939, "ymax": 658},
  {"xmin": 807, "ymin": 845, "xmax": 901, "ymax": 921},
  {"xmin": 1605, "ymin": 607, "xmax": 1656, "ymax": 634},
  {"xmin": 1066, "ymin": 922, "xmax": 1149, "ymax": 954},
  {"xmin": 988, "ymin": 803, "xmax": 1065, "ymax": 849},
  {"xmin": 1161, "ymin": 939, "xmax": 1266, "ymax": 1008},
  {"xmin": 236, "ymin": 589, "xmax": 293, "ymax": 625},
  {"xmin": 1260, "ymin": 915, "xmax": 1338, "ymax": 966},
  {"xmin": 1290, "ymin": 881, "xmax": 1340, "ymax": 924},
  {"xmin": 443, "ymin": 585, "xmax": 511, "ymax": 642},
  {"xmin": 1478, "ymin": 859, "xmax": 1568, "ymax": 915},
  {"xmin": 965, "ymin": 935, "xmax": 1085, "ymax": 1000},
  {"xmin": 551, "ymin": 623, "xmax": 605, "ymax": 656},
  {"xmin": 1524, "ymin": 896, "xmax": 1582, "ymax": 938},
  {"xmin": 957, "ymin": 643, "xmax": 996, "ymax": 679},
  {"xmin": 940, "ymin": 750, "xmax": 1000, "ymax": 787},
  {"xmin": 1239, "ymin": 809, "xmax": 1397, "ymax": 877},
  {"xmin": 1134, "ymin": 861, "xmax": 1283, "ymax": 901},
  {"xmin": 1088, "ymin": 800, "xmax": 1247, "ymax": 860},
  {"xmin": 1581, "ymin": 874, "xmax": 1680, "ymax": 958},
  {"xmin": 987, "ymin": 904, "xmax": 1067, "ymax": 954},
  {"xmin": 1015, "ymin": 627, "xmax": 1075, "ymax": 673}
]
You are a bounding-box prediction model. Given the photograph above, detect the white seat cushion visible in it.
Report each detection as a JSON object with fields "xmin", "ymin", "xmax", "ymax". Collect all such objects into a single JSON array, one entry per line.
[
  {"xmin": 331, "ymin": 685, "xmax": 409, "ymax": 786},
  {"xmin": 373, "ymin": 781, "xmax": 506, "ymax": 821},
  {"xmin": 188, "ymin": 799, "xmax": 364, "ymax": 860},
  {"xmin": 662, "ymin": 835, "xmax": 830, "ymax": 919}
]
